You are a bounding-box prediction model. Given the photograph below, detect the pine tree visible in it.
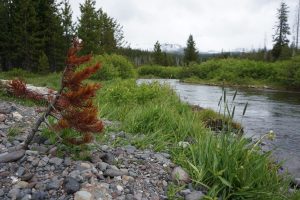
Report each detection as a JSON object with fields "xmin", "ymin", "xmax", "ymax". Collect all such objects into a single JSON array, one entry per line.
[
  {"xmin": 153, "ymin": 41, "xmax": 163, "ymax": 65},
  {"xmin": 272, "ymin": 2, "xmax": 291, "ymax": 60},
  {"xmin": 184, "ymin": 34, "xmax": 199, "ymax": 64},
  {"xmin": 11, "ymin": 0, "xmax": 40, "ymax": 70},
  {"xmin": 35, "ymin": 0, "xmax": 65, "ymax": 71},
  {"xmin": 60, "ymin": 0, "xmax": 75, "ymax": 54},
  {"xmin": 97, "ymin": 8, "xmax": 117, "ymax": 54},
  {"xmin": 77, "ymin": 0, "xmax": 99, "ymax": 55},
  {"xmin": 0, "ymin": 0, "xmax": 13, "ymax": 70}
]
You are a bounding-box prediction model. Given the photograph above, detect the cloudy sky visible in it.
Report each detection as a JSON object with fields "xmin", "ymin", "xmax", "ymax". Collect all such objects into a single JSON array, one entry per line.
[{"xmin": 70, "ymin": 0, "xmax": 298, "ymax": 52}]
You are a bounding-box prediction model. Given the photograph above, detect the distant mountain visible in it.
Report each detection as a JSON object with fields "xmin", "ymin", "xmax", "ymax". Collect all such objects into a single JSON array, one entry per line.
[{"xmin": 161, "ymin": 43, "xmax": 184, "ymax": 54}]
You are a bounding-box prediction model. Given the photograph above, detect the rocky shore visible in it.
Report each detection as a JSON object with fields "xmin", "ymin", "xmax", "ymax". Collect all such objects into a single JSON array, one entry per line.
[{"xmin": 0, "ymin": 101, "xmax": 205, "ymax": 200}]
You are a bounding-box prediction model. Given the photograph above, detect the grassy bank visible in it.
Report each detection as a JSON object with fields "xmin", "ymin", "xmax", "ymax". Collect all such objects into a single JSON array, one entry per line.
[
  {"xmin": 1, "ymin": 71, "xmax": 299, "ymax": 199},
  {"xmin": 97, "ymin": 79, "xmax": 299, "ymax": 199},
  {"xmin": 137, "ymin": 56, "xmax": 300, "ymax": 90}
]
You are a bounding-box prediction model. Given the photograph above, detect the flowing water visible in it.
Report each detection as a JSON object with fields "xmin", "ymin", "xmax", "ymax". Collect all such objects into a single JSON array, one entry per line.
[{"xmin": 138, "ymin": 79, "xmax": 300, "ymax": 177}]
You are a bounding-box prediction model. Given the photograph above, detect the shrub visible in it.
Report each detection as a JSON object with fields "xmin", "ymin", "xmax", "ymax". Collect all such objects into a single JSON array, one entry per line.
[
  {"xmin": 92, "ymin": 54, "xmax": 136, "ymax": 80},
  {"xmin": 138, "ymin": 65, "xmax": 181, "ymax": 78}
]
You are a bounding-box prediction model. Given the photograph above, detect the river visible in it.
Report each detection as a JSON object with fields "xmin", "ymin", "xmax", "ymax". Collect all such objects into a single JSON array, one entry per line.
[{"xmin": 138, "ymin": 79, "xmax": 300, "ymax": 177}]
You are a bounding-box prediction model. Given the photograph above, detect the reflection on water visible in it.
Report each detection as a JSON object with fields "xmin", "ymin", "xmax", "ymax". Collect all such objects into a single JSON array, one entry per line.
[{"xmin": 138, "ymin": 79, "xmax": 300, "ymax": 176}]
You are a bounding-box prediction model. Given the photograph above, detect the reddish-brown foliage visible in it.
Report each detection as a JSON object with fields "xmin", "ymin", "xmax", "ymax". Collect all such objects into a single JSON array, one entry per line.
[
  {"xmin": 8, "ymin": 39, "xmax": 104, "ymax": 145},
  {"xmin": 52, "ymin": 39, "xmax": 104, "ymax": 144},
  {"xmin": 8, "ymin": 79, "xmax": 44, "ymax": 102}
]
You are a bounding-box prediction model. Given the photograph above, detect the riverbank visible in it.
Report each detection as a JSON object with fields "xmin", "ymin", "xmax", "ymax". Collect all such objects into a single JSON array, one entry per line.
[
  {"xmin": 137, "ymin": 56, "xmax": 300, "ymax": 92},
  {"xmin": 1, "ymin": 74, "xmax": 300, "ymax": 199},
  {"xmin": 180, "ymin": 77, "xmax": 293, "ymax": 92}
]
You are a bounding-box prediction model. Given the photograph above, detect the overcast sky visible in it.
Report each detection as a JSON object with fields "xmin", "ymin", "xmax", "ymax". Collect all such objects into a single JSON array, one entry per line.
[{"xmin": 70, "ymin": 0, "xmax": 298, "ymax": 52}]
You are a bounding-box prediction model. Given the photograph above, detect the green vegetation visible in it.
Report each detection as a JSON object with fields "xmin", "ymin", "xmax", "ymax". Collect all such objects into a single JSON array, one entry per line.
[
  {"xmin": 91, "ymin": 54, "xmax": 136, "ymax": 80},
  {"xmin": 97, "ymin": 79, "xmax": 299, "ymax": 199},
  {"xmin": 1, "ymin": 69, "xmax": 299, "ymax": 199},
  {"xmin": 138, "ymin": 65, "xmax": 181, "ymax": 78},
  {"xmin": 137, "ymin": 56, "xmax": 300, "ymax": 89}
]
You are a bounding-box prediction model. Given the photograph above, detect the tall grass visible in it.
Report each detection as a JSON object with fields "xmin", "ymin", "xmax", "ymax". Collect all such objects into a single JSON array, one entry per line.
[{"xmin": 97, "ymin": 79, "xmax": 297, "ymax": 199}]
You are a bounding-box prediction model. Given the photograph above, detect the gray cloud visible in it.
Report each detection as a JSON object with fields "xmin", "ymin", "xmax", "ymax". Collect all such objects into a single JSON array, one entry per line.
[{"xmin": 70, "ymin": 0, "xmax": 298, "ymax": 51}]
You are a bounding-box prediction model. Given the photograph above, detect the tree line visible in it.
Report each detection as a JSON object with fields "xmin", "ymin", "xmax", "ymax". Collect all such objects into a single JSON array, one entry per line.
[{"xmin": 0, "ymin": 0, "xmax": 124, "ymax": 72}]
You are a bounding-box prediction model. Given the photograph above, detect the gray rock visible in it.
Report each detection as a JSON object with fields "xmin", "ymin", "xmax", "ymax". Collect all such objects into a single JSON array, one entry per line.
[
  {"xmin": 46, "ymin": 179, "xmax": 61, "ymax": 190},
  {"xmin": 74, "ymin": 191, "xmax": 92, "ymax": 200},
  {"xmin": 0, "ymin": 123, "xmax": 9, "ymax": 130},
  {"xmin": 69, "ymin": 170, "xmax": 81, "ymax": 179},
  {"xmin": 20, "ymin": 173, "xmax": 34, "ymax": 181},
  {"xmin": 26, "ymin": 150, "xmax": 39, "ymax": 156},
  {"xmin": 104, "ymin": 168, "xmax": 128, "ymax": 177},
  {"xmin": 101, "ymin": 152, "xmax": 115, "ymax": 164},
  {"xmin": 185, "ymin": 191, "xmax": 204, "ymax": 200},
  {"xmin": 0, "ymin": 188, "xmax": 4, "ymax": 196},
  {"xmin": 0, "ymin": 149, "xmax": 25, "ymax": 163},
  {"xmin": 15, "ymin": 181, "xmax": 29, "ymax": 189},
  {"xmin": 30, "ymin": 145, "xmax": 48, "ymax": 153},
  {"xmin": 49, "ymin": 157, "xmax": 63, "ymax": 166},
  {"xmin": 32, "ymin": 191, "xmax": 48, "ymax": 200},
  {"xmin": 172, "ymin": 167, "xmax": 190, "ymax": 184},
  {"xmin": 12, "ymin": 111, "xmax": 23, "ymax": 121},
  {"xmin": 126, "ymin": 194, "xmax": 134, "ymax": 200},
  {"xmin": 180, "ymin": 189, "xmax": 192, "ymax": 196},
  {"xmin": 8, "ymin": 188, "xmax": 20, "ymax": 199},
  {"xmin": 21, "ymin": 194, "xmax": 32, "ymax": 200},
  {"xmin": 16, "ymin": 167, "xmax": 25, "ymax": 176},
  {"xmin": 49, "ymin": 147, "xmax": 57, "ymax": 156},
  {"xmin": 64, "ymin": 157, "xmax": 72, "ymax": 166},
  {"xmin": 133, "ymin": 192, "xmax": 143, "ymax": 200},
  {"xmin": 0, "ymin": 114, "xmax": 7, "ymax": 122},
  {"xmin": 64, "ymin": 177, "xmax": 80, "ymax": 194},
  {"xmin": 124, "ymin": 145, "xmax": 136, "ymax": 154},
  {"xmin": 98, "ymin": 162, "xmax": 109, "ymax": 171},
  {"xmin": 154, "ymin": 153, "xmax": 171, "ymax": 165},
  {"xmin": 0, "ymin": 102, "xmax": 13, "ymax": 114}
]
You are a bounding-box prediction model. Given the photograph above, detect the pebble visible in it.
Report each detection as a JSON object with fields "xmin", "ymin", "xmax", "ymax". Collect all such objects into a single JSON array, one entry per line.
[
  {"xmin": 15, "ymin": 181, "xmax": 29, "ymax": 189},
  {"xmin": 0, "ymin": 100, "xmax": 199, "ymax": 200},
  {"xmin": 32, "ymin": 191, "xmax": 48, "ymax": 200},
  {"xmin": 104, "ymin": 168, "xmax": 128, "ymax": 177},
  {"xmin": 171, "ymin": 166, "xmax": 190, "ymax": 184},
  {"xmin": 49, "ymin": 157, "xmax": 64, "ymax": 166},
  {"xmin": 12, "ymin": 111, "xmax": 23, "ymax": 121},
  {"xmin": 74, "ymin": 191, "xmax": 92, "ymax": 200},
  {"xmin": 185, "ymin": 191, "xmax": 205, "ymax": 200},
  {"xmin": 0, "ymin": 113, "xmax": 6, "ymax": 122},
  {"xmin": 64, "ymin": 177, "xmax": 80, "ymax": 194}
]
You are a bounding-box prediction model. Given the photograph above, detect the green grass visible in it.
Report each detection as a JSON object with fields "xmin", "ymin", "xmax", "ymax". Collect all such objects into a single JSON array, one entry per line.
[
  {"xmin": 0, "ymin": 68, "xmax": 61, "ymax": 90},
  {"xmin": 97, "ymin": 79, "xmax": 299, "ymax": 199}
]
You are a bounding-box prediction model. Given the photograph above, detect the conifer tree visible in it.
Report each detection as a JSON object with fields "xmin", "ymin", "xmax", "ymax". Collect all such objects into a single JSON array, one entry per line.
[
  {"xmin": 11, "ymin": 0, "xmax": 40, "ymax": 70},
  {"xmin": 0, "ymin": 0, "xmax": 13, "ymax": 70},
  {"xmin": 153, "ymin": 41, "xmax": 163, "ymax": 65},
  {"xmin": 272, "ymin": 2, "xmax": 291, "ymax": 60},
  {"xmin": 35, "ymin": 0, "xmax": 65, "ymax": 71},
  {"xmin": 97, "ymin": 8, "xmax": 117, "ymax": 54},
  {"xmin": 60, "ymin": 0, "xmax": 75, "ymax": 55},
  {"xmin": 184, "ymin": 34, "xmax": 199, "ymax": 64},
  {"xmin": 78, "ymin": 0, "xmax": 99, "ymax": 55}
]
